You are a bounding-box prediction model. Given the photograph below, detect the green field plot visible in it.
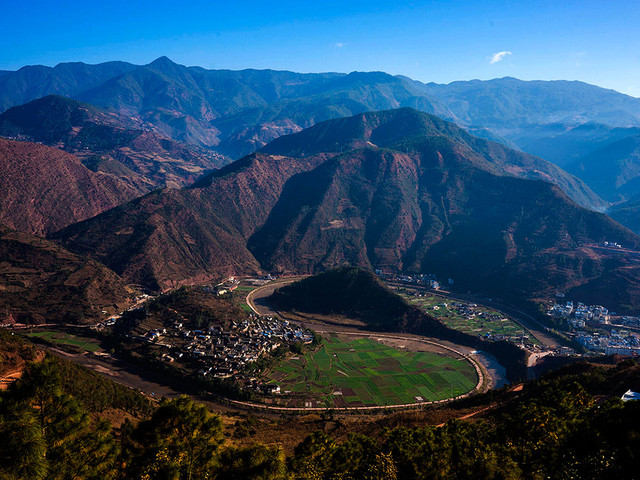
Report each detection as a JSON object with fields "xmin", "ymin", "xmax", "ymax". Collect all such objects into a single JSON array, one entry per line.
[
  {"xmin": 24, "ymin": 331, "xmax": 101, "ymax": 352},
  {"xmin": 403, "ymin": 293, "xmax": 538, "ymax": 344},
  {"xmin": 236, "ymin": 285, "xmax": 256, "ymax": 293},
  {"xmin": 263, "ymin": 336, "xmax": 477, "ymax": 407},
  {"xmin": 234, "ymin": 282, "xmax": 259, "ymax": 312}
]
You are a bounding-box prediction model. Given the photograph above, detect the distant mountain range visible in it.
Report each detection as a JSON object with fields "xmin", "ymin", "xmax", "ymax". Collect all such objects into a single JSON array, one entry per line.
[
  {"xmin": 609, "ymin": 196, "xmax": 640, "ymax": 234},
  {"xmin": 6, "ymin": 57, "xmax": 640, "ymax": 219},
  {"xmin": 510, "ymin": 122, "xmax": 640, "ymax": 207},
  {"xmin": 0, "ymin": 60, "xmax": 137, "ymax": 112},
  {"xmin": 0, "ymin": 95, "xmax": 229, "ymax": 191},
  {"xmin": 3, "ymin": 58, "xmax": 640, "ymax": 317},
  {"xmin": 51, "ymin": 109, "xmax": 640, "ymax": 312},
  {"xmin": 2, "ymin": 57, "xmax": 640, "ymax": 162}
]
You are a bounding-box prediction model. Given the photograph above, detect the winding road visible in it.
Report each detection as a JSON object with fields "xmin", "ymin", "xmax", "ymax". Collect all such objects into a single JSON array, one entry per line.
[{"xmin": 240, "ymin": 277, "xmax": 496, "ymax": 412}]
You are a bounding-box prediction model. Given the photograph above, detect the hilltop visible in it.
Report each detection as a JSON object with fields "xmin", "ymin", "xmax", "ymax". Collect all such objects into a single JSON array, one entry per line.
[
  {"xmin": 269, "ymin": 267, "xmax": 410, "ymax": 327},
  {"xmin": 259, "ymin": 107, "xmax": 605, "ymax": 210}
]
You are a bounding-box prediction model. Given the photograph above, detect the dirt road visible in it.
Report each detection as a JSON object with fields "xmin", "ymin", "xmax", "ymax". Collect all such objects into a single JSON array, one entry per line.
[{"xmin": 246, "ymin": 276, "xmax": 308, "ymax": 315}]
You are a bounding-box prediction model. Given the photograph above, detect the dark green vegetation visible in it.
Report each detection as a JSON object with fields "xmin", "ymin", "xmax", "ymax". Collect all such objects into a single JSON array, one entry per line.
[
  {"xmin": 265, "ymin": 336, "xmax": 477, "ymax": 407},
  {"xmin": 5, "ymin": 324, "xmax": 640, "ymax": 479},
  {"xmin": 0, "ymin": 359, "xmax": 285, "ymax": 480},
  {"xmin": 290, "ymin": 361, "xmax": 640, "ymax": 480},
  {"xmin": 0, "ymin": 95, "xmax": 228, "ymax": 193},
  {"xmin": 53, "ymin": 109, "xmax": 640, "ymax": 314},
  {"xmin": 45, "ymin": 355, "xmax": 153, "ymax": 418},
  {"xmin": 23, "ymin": 331, "xmax": 101, "ymax": 353},
  {"xmin": 270, "ymin": 268, "xmax": 417, "ymax": 328},
  {"xmin": 0, "ymin": 329, "xmax": 152, "ymax": 417},
  {"xmin": 0, "ymin": 224, "xmax": 132, "ymax": 324},
  {"xmin": 270, "ymin": 267, "xmax": 528, "ymax": 381}
]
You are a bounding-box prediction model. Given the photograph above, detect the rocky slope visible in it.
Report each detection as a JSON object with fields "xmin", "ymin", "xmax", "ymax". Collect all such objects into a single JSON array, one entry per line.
[
  {"xmin": 0, "ymin": 138, "xmax": 140, "ymax": 236},
  {"xmin": 0, "ymin": 224, "xmax": 132, "ymax": 324},
  {"xmin": 53, "ymin": 109, "xmax": 640, "ymax": 312}
]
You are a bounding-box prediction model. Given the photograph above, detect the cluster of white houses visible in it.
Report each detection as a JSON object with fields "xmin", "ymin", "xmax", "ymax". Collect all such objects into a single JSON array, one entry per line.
[
  {"xmin": 576, "ymin": 329, "xmax": 640, "ymax": 355},
  {"xmin": 548, "ymin": 301, "xmax": 610, "ymax": 327}
]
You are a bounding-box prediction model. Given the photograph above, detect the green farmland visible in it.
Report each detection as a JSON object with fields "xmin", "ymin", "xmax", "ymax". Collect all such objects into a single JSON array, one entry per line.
[
  {"xmin": 402, "ymin": 292, "xmax": 538, "ymax": 345},
  {"xmin": 263, "ymin": 335, "xmax": 477, "ymax": 408},
  {"xmin": 233, "ymin": 282, "xmax": 260, "ymax": 312},
  {"xmin": 23, "ymin": 331, "xmax": 101, "ymax": 352}
]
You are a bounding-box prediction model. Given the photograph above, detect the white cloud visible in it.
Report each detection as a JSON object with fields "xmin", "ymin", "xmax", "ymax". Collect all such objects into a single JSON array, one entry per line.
[
  {"xmin": 334, "ymin": 42, "xmax": 345, "ymax": 48},
  {"xmin": 490, "ymin": 51, "xmax": 512, "ymax": 64}
]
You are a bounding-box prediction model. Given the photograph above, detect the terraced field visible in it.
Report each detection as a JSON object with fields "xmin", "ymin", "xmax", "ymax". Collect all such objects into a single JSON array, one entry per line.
[{"xmin": 263, "ymin": 335, "xmax": 478, "ymax": 408}]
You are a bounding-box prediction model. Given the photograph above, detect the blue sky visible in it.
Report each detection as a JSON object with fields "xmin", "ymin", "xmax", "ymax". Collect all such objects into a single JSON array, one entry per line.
[{"xmin": 2, "ymin": 0, "xmax": 640, "ymax": 95}]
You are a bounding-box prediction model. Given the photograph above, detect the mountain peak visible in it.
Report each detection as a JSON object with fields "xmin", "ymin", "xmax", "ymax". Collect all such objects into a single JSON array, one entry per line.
[
  {"xmin": 259, "ymin": 107, "xmax": 461, "ymax": 157},
  {"xmin": 148, "ymin": 56, "xmax": 178, "ymax": 68}
]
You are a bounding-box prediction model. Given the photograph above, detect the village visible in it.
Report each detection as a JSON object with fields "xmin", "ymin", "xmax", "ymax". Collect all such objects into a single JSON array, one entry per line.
[
  {"xmin": 549, "ymin": 299, "xmax": 640, "ymax": 355},
  {"xmin": 121, "ymin": 305, "xmax": 314, "ymax": 395},
  {"xmin": 548, "ymin": 301, "xmax": 611, "ymax": 328},
  {"xmin": 574, "ymin": 329, "xmax": 640, "ymax": 355}
]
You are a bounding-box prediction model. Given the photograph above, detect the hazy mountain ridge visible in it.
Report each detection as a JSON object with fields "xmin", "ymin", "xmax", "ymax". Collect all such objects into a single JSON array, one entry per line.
[
  {"xmin": 0, "ymin": 95, "xmax": 230, "ymax": 190},
  {"xmin": 420, "ymin": 77, "xmax": 640, "ymax": 128},
  {"xmin": 0, "ymin": 60, "xmax": 137, "ymax": 112},
  {"xmin": 567, "ymin": 134, "xmax": 640, "ymax": 203},
  {"xmin": 609, "ymin": 195, "xmax": 640, "ymax": 234},
  {"xmin": 2, "ymin": 57, "xmax": 639, "ymax": 166}
]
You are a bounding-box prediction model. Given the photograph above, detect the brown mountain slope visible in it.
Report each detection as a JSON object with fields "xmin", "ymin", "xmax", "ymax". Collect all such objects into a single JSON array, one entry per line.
[
  {"xmin": 54, "ymin": 151, "xmax": 332, "ymax": 290},
  {"xmin": 0, "ymin": 138, "xmax": 140, "ymax": 236},
  {"xmin": 260, "ymin": 107, "xmax": 605, "ymax": 210},
  {"xmin": 248, "ymin": 143, "xmax": 639, "ymax": 306},
  {"xmin": 53, "ymin": 109, "xmax": 640, "ymax": 312},
  {"xmin": 0, "ymin": 95, "xmax": 230, "ymax": 191},
  {"xmin": 0, "ymin": 224, "xmax": 132, "ymax": 324}
]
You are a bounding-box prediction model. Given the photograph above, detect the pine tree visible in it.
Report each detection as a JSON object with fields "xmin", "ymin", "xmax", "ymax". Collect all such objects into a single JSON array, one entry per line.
[{"xmin": 124, "ymin": 396, "xmax": 224, "ymax": 480}]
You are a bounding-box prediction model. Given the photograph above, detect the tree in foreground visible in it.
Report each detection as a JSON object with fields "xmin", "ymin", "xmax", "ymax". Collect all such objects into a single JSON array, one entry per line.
[{"xmin": 123, "ymin": 396, "xmax": 224, "ymax": 480}]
